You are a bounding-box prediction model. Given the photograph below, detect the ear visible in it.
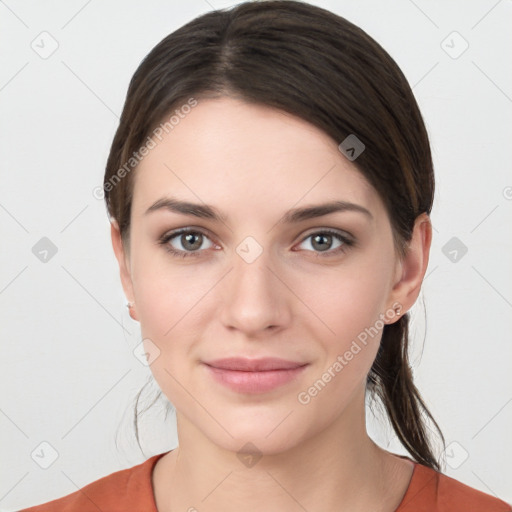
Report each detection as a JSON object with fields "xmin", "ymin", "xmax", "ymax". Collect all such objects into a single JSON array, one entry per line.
[
  {"xmin": 386, "ymin": 212, "xmax": 432, "ymax": 322},
  {"xmin": 110, "ymin": 219, "xmax": 136, "ymax": 308}
]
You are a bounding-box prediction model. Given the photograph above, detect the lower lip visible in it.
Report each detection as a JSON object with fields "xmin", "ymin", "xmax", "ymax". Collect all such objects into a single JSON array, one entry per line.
[{"xmin": 204, "ymin": 364, "xmax": 308, "ymax": 394}]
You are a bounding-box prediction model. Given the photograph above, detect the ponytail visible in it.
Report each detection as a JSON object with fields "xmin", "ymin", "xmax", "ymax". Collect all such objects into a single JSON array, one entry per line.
[{"xmin": 368, "ymin": 313, "xmax": 446, "ymax": 472}]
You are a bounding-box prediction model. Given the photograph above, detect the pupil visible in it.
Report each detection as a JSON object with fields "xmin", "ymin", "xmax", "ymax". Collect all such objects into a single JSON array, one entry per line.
[
  {"xmin": 184, "ymin": 233, "xmax": 201, "ymax": 250},
  {"xmin": 313, "ymin": 234, "xmax": 331, "ymax": 252}
]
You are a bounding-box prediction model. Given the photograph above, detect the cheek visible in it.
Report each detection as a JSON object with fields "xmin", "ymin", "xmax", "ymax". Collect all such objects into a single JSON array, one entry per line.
[
  {"xmin": 307, "ymin": 286, "xmax": 383, "ymax": 384},
  {"xmin": 303, "ymin": 253, "xmax": 392, "ymax": 339},
  {"xmin": 296, "ymin": 253, "xmax": 392, "ymax": 394},
  {"xmin": 131, "ymin": 252, "xmax": 222, "ymax": 406},
  {"xmin": 291, "ymin": 270, "xmax": 388, "ymax": 419},
  {"xmin": 130, "ymin": 238, "xmax": 212, "ymax": 336}
]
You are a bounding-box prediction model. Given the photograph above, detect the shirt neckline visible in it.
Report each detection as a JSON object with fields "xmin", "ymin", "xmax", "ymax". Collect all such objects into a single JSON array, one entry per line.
[{"xmin": 147, "ymin": 450, "xmax": 422, "ymax": 512}]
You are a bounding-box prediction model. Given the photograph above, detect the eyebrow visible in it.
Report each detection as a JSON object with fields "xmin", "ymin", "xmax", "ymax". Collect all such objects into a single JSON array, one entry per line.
[{"xmin": 144, "ymin": 196, "xmax": 373, "ymax": 224}]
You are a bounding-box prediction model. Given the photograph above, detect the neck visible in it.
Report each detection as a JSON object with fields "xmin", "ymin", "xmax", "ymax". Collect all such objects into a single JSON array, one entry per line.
[{"xmin": 153, "ymin": 387, "xmax": 409, "ymax": 512}]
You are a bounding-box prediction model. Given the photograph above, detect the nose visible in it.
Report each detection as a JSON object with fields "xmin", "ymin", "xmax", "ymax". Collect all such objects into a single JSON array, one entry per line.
[{"xmin": 219, "ymin": 241, "xmax": 291, "ymax": 336}]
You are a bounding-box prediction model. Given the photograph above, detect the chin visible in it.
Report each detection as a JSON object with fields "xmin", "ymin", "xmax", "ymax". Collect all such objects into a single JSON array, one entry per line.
[
  {"xmin": 215, "ymin": 433, "xmax": 301, "ymax": 459},
  {"xmin": 197, "ymin": 412, "xmax": 306, "ymax": 457}
]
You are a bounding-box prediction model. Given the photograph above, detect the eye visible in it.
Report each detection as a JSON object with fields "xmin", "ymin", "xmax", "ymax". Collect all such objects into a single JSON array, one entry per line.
[
  {"xmin": 295, "ymin": 229, "xmax": 354, "ymax": 257},
  {"xmin": 158, "ymin": 227, "xmax": 355, "ymax": 259},
  {"xmin": 158, "ymin": 228, "xmax": 216, "ymax": 258}
]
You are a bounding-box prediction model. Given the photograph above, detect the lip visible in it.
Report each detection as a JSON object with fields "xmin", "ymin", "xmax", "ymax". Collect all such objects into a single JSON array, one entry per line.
[
  {"xmin": 204, "ymin": 357, "xmax": 307, "ymax": 371},
  {"xmin": 202, "ymin": 357, "xmax": 309, "ymax": 394}
]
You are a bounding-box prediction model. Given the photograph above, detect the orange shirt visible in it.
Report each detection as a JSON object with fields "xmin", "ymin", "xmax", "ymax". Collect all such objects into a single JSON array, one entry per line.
[{"xmin": 18, "ymin": 451, "xmax": 511, "ymax": 511}]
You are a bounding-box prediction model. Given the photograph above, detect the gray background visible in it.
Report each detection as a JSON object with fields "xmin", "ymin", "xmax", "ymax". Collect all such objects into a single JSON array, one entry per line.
[{"xmin": 1, "ymin": 0, "xmax": 511, "ymax": 509}]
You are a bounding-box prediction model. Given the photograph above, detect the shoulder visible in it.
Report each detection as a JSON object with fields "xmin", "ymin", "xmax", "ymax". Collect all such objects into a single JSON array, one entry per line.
[
  {"xmin": 397, "ymin": 461, "xmax": 511, "ymax": 512},
  {"xmin": 17, "ymin": 452, "xmax": 168, "ymax": 512}
]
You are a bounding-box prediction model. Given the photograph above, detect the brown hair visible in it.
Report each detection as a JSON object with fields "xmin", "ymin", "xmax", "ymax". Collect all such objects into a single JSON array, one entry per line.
[{"xmin": 105, "ymin": 0, "xmax": 445, "ymax": 471}]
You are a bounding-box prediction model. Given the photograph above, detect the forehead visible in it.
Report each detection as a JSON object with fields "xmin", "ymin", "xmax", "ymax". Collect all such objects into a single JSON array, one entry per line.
[{"xmin": 132, "ymin": 97, "xmax": 382, "ymax": 221}]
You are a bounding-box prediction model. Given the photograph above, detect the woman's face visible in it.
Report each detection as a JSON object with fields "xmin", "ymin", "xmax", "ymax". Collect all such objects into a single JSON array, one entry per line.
[{"xmin": 113, "ymin": 97, "xmax": 413, "ymax": 454}]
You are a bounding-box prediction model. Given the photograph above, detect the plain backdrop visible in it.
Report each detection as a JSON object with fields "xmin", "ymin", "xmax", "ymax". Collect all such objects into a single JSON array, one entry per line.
[{"xmin": 1, "ymin": 0, "xmax": 511, "ymax": 510}]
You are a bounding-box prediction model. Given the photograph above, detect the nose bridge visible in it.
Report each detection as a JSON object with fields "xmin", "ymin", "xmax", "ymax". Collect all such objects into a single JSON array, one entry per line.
[
  {"xmin": 231, "ymin": 234, "xmax": 276, "ymax": 295},
  {"xmin": 220, "ymin": 233, "xmax": 286, "ymax": 331}
]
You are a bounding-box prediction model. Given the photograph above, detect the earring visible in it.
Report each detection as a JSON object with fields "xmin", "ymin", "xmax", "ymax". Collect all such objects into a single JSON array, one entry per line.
[{"xmin": 126, "ymin": 301, "xmax": 137, "ymax": 321}]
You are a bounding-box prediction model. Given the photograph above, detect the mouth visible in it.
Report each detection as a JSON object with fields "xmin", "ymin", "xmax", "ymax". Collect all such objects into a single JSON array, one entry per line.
[
  {"xmin": 202, "ymin": 357, "xmax": 309, "ymax": 393},
  {"xmin": 203, "ymin": 357, "xmax": 308, "ymax": 371}
]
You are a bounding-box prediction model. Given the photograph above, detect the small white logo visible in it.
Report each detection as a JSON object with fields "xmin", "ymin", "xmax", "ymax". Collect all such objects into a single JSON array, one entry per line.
[
  {"xmin": 31, "ymin": 441, "xmax": 59, "ymax": 469},
  {"xmin": 444, "ymin": 441, "xmax": 469, "ymax": 469},
  {"xmin": 236, "ymin": 236, "xmax": 263, "ymax": 264},
  {"xmin": 31, "ymin": 31, "xmax": 59, "ymax": 59},
  {"xmin": 441, "ymin": 31, "xmax": 469, "ymax": 60},
  {"xmin": 133, "ymin": 338, "xmax": 161, "ymax": 366}
]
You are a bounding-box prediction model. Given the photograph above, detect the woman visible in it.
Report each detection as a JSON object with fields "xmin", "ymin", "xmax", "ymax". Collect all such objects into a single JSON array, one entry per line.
[{"xmin": 19, "ymin": 1, "xmax": 511, "ymax": 510}]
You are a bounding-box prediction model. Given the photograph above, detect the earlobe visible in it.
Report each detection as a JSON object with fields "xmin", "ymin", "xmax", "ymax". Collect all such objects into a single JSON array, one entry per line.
[{"xmin": 386, "ymin": 213, "xmax": 432, "ymax": 322}]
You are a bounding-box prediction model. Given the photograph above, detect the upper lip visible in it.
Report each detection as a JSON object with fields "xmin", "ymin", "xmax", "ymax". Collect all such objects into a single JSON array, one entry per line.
[{"xmin": 203, "ymin": 357, "xmax": 308, "ymax": 371}]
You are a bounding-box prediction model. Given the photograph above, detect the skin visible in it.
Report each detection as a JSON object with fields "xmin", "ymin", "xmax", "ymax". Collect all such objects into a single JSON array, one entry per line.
[{"xmin": 111, "ymin": 97, "xmax": 432, "ymax": 512}]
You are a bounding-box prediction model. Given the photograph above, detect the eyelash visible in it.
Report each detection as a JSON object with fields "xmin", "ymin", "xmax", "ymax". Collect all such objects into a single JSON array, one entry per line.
[{"xmin": 158, "ymin": 228, "xmax": 355, "ymax": 259}]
